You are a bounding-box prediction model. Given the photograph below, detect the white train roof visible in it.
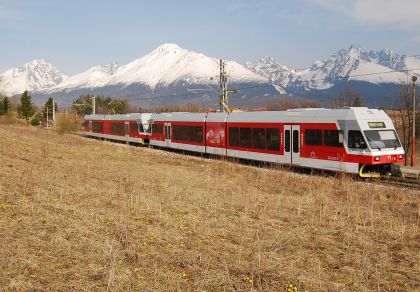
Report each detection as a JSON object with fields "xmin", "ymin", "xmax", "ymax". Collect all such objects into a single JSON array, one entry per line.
[
  {"xmin": 85, "ymin": 108, "xmax": 392, "ymax": 124},
  {"xmin": 150, "ymin": 112, "xmax": 208, "ymax": 122},
  {"xmin": 226, "ymin": 108, "xmax": 391, "ymax": 123},
  {"xmin": 85, "ymin": 113, "xmax": 145, "ymax": 121}
]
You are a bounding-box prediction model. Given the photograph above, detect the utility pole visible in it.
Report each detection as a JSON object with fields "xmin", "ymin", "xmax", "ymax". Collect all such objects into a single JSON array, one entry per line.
[
  {"xmin": 218, "ymin": 59, "xmax": 237, "ymax": 112},
  {"xmin": 92, "ymin": 95, "xmax": 96, "ymax": 115},
  {"xmin": 412, "ymin": 75, "xmax": 417, "ymax": 167},
  {"xmin": 46, "ymin": 107, "xmax": 49, "ymax": 129},
  {"xmin": 52, "ymin": 99, "xmax": 56, "ymax": 130}
]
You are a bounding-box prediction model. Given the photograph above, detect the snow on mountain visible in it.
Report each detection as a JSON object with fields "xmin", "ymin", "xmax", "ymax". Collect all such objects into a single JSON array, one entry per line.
[
  {"xmin": 298, "ymin": 44, "xmax": 410, "ymax": 87},
  {"xmin": 246, "ymin": 44, "xmax": 418, "ymax": 94},
  {"xmin": 105, "ymin": 43, "xmax": 267, "ymax": 90},
  {"xmin": 54, "ymin": 62, "xmax": 119, "ymax": 90},
  {"xmin": 244, "ymin": 56, "xmax": 294, "ymax": 93},
  {"xmin": 51, "ymin": 44, "xmax": 268, "ymax": 94},
  {"xmin": 3, "ymin": 43, "xmax": 419, "ymax": 106},
  {"xmin": 0, "ymin": 59, "xmax": 66, "ymax": 96}
]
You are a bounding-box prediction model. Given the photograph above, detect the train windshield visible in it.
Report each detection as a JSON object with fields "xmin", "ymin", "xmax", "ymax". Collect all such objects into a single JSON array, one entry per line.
[{"xmin": 363, "ymin": 130, "xmax": 401, "ymax": 150}]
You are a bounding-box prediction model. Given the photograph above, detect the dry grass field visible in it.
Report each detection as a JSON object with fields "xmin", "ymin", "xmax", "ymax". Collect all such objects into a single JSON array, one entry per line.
[{"xmin": 0, "ymin": 125, "xmax": 419, "ymax": 291}]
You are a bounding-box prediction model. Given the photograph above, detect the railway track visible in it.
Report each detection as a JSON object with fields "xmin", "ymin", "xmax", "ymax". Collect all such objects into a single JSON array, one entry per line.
[{"xmin": 370, "ymin": 176, "xmax": 420, "ymax": 190}]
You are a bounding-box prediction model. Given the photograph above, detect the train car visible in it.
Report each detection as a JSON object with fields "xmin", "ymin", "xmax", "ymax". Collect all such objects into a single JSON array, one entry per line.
[
  {"xmin": 84, "ymin": 107, "xmax": 405, "ymax": 176},
  {"xmin": 222, "ymin": 108, "xmax": 404, "ymax": 175},
  {"xmin": 83, "ymin": 113, "xmax": 152, "ymax": 144},
  {"xmin": 149, "ymin": 112, "xmax": 207, "ymax": 152}
]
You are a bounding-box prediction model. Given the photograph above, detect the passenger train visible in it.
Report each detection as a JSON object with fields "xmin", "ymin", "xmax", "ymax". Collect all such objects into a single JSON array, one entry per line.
[{"xmin": 83, "ymin": 107, "xmax": 405, "ymax": 177}]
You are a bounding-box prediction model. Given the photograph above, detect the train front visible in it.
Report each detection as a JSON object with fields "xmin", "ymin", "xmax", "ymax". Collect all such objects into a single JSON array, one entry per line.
[{"xmin": 346, "ymin": 108, "xmax": 405, "ymax": 177}]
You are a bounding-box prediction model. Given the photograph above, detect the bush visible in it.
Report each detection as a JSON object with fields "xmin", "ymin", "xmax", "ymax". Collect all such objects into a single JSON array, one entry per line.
[
  {"xmin": 56, "ymin": 114, "xmax": 79, "ymax": 134},
  {"xmin": 30, "ymin": 117, "xmax": 41, "ymax": 126}
]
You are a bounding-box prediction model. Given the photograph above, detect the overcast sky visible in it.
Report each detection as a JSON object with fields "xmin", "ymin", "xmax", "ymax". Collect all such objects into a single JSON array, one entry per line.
[{"xmin": 1, "ymin": 0, "xmax": 419, "ymax": 74}]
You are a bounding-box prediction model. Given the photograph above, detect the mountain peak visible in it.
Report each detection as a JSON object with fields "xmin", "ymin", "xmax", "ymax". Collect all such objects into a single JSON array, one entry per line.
[
  {"xmin": 153, "ymin": 43, "xmax": 185, "ymax": 55},
  {"xmin": 95, "ymin": 62, "xmax": 120, "ymax": 75},
  {"xmin": 22, "ymin": 58, "xmax": 55, "ymax": 70},
  {"xmin": 347, "ymin": 44, "xmax": 363, "ymax": 59},
  {"xmin": 0, "ymin": 59, "xmax": 66, "ymax": 96},
  {"xmin": 349, "ymin": 44, "xmax": 363, "ymax": 51}
]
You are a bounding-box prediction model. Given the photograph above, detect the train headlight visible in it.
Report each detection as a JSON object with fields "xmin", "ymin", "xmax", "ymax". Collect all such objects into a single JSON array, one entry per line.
[
  {"xmin": 398, "ymin": 154, "xmax": 404, "ymax": 159},
  {"xmin": 374, "ymin": 156, "xmax": 380, "ymax": 161}
]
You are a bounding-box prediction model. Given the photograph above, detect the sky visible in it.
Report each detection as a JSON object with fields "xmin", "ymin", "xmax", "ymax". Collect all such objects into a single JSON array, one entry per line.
[{"xmin": 1, "ymin": 0, "xmax": 420, "ymax": 74}]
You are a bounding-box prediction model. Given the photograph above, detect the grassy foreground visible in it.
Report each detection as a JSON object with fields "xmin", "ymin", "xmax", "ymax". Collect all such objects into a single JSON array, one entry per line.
[{"xmin": 0, "ymin": 126, "xmax": 419, "ymax": 291}]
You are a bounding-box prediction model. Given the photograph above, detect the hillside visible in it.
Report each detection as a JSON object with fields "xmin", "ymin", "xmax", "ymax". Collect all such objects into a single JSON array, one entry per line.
[{"xmin": 0, "ymin": 126, "xmax": 419, "ymax": 291}]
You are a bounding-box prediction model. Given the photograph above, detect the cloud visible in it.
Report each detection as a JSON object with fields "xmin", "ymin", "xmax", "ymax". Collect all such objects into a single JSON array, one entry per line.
[{"xmin": 307, "ymin": 0, "xmax": 420, "ymax": 32}]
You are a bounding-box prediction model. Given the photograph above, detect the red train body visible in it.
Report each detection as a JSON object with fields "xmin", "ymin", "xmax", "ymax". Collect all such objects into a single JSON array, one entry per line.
[{"xmin": 84, "ymin": 108, "xmax": 405, "ymax": 176}]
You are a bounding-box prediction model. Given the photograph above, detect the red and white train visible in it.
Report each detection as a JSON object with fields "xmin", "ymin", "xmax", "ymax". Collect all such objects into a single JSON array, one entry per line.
[{"xmin": 83, "ymin": 107, "xmax": 405, "ymax": 177}]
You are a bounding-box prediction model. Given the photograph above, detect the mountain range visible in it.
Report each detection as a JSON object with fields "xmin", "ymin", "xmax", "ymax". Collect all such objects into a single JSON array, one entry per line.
[{"xmin": 1, "ymin": 43, "xmax": 419, "ymax": 108}]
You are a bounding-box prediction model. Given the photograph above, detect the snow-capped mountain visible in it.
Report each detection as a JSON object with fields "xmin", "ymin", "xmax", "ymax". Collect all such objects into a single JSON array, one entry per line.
[
  {"xmin": 0, "ymin": 59, "xmax": 67, "ymax": 96},
  {"xmin": 54, "ymin": 43, "xmax": 267, "ymax": 92},
  {"xmin": 54, "ymin": 62, "xmax": 120, "ymax": 90},
  {"xmin": 2, "ymin": 44, "xmax": 419, "ymax": 107},
  {"xmin": 47, "ymin": 44, "xmax": 276, "ymax": 106},
  {"xmin": 246, "ymin": 44, "xmax": 418, "ymax": 96},
  {"xmin": 244, "ymin": 56, "xmax": 295, "ymax": 93}
]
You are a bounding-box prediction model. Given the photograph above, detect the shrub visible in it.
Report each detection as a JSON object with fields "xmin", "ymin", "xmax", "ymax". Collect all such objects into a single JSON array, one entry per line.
[
  {"xmin": 56, "ymin": 114, "xmax": 79, "ymax": 134},
  {"xmin": 30, "ymin": 117, "xmax": 41, "ymax": 126}
]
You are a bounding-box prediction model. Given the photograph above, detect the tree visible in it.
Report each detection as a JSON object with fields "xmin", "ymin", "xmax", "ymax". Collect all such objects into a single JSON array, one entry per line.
[
  {"xmin": 352, "ymin": 96, "xmax": 364, "ymax": 107},
  {"xmin": 394, "ymin": 83, "xmax": 415, "ymax": 166},
  {"xmin": 72, "ymin": 94, "xmax": 93, "ymax": 115},
  {"xmin": 0, "ymin": 97, "xmax": 4, "ymax": 116},
  {"xmin": 72, "ymin": 94, "xmax": 129, "ymax": 115},
  {"xmin": 43, "ymin": 97, "xmax": 57, "ymax": 119},
  {"xmin": 3, "ymin": 96, "xmax": 10, "ymax": 114},
  {"xmin": 17, "ymin": 91, "xmax": 35, "ymax": 123},
  {"xmin": 266, "ymin": 98, "xmax": 320, "ymax": 111},
  {"xmin": 331, "ymin": 83, "xmax": 363, "ymax": 108},
  {"xmin": 0, "ymin": 96, "xmax": 9, "ymax": 115}
]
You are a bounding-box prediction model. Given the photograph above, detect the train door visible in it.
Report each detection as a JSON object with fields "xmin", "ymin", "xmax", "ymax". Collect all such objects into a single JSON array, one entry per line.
[
  {"xmin": 164, "ymin": 122, "xmax": 171, "ymax": 147},
  {"xmin": 284, "ymin": 125, "xmax": 301, "ymax": 165},
  {"xmin": 124, "ymin": 121, "xmax": 129, "ymax": 143}
]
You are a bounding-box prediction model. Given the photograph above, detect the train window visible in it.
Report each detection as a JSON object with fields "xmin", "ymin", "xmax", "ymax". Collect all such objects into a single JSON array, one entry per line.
[
  {"xmin": 305, "ymin": 129, "xmax": 322, "ymax": 146},
  {"xmin": 92, "ymin": 122, "xmax": 103, "ymax": 132},
  {"xmin": 252, "ymin": 128, "xmax": 265, "ymax": 149},
  {"xmin": 172, "ymin": 125, "xmax": 180, "ymax": 140},
  {"xmin": 194, "ymin": 126, "xmax": 203, "ymax": 143},
  {"xmin": 324, "ymin": 130, "xmax": 343, "ymax": 147},
  {"xmin": 348, "ymin": 130, "xmax": 367, "ymax": 149},
  {"xmin": 240, "ymin": 128, "xmax": 252, "ymax": 148},
  {"xmin": 284, "ymin": 130, "xmax": 290, "ymax": 152},
  {"xmin": 111, "ymin": 123, "xmax": 125, "ymax": 135},
  {"xmin": 130, "ymin": 123, "xmax": 138, "ymax": 133},
  {"xmin": 152, "ymin": 124, "xmax": 164, "ymax": 134},
  {"xmin": 229, "ymin": 127, "xmax": 239, "ymax": 147},
  {"xmin": 266, "ymin": 128, "xmax": 280, "ymax": 151},
  {"xmin": 364, "ymin": 130, "xmax": 401, "ymax": 149},
  {"xmin": 293, "ymin": 130, "xmax": 299, "ymax": 153},
  {"xmin": 139, "ymin": 123, "xmax": 144, "ymax": 133},
  {"xmin": 180, "ymin": 126, "xmax": 186, "ymax": 140},
  {"xmin": 172, "ymin": 125, "xmax": 203, "ymax": 143}
]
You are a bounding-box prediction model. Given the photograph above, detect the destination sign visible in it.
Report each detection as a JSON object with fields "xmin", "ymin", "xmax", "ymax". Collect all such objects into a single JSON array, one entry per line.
[{"xmin": 368, "ymin": 122, "xmax": 386, "ymax": 129}]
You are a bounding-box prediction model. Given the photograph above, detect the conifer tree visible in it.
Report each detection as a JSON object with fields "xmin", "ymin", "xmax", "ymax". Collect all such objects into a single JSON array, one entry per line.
[
  {"xmin": 2, "ymin": 96, "xmax": 10, "ymax": 114},
  {"xmin": 0, "ymin": 97, "xmax": 4, "ymax": 115},
  {"xmin": 352, "ymin": 96, "xmax": 364, "ymax": 107},
  {"xmin": 17, "ymin": 91, "xmax": 35, "ymax": 123},
  {"xmin": 43, "ymin": 97, "xmax": 57, "ymax": 119}
]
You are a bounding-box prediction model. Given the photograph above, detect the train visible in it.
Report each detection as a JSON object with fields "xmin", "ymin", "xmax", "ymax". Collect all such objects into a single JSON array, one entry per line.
[{"xmin": 83, "ymin": 107, "xmax": 405, "ymax": 177}]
